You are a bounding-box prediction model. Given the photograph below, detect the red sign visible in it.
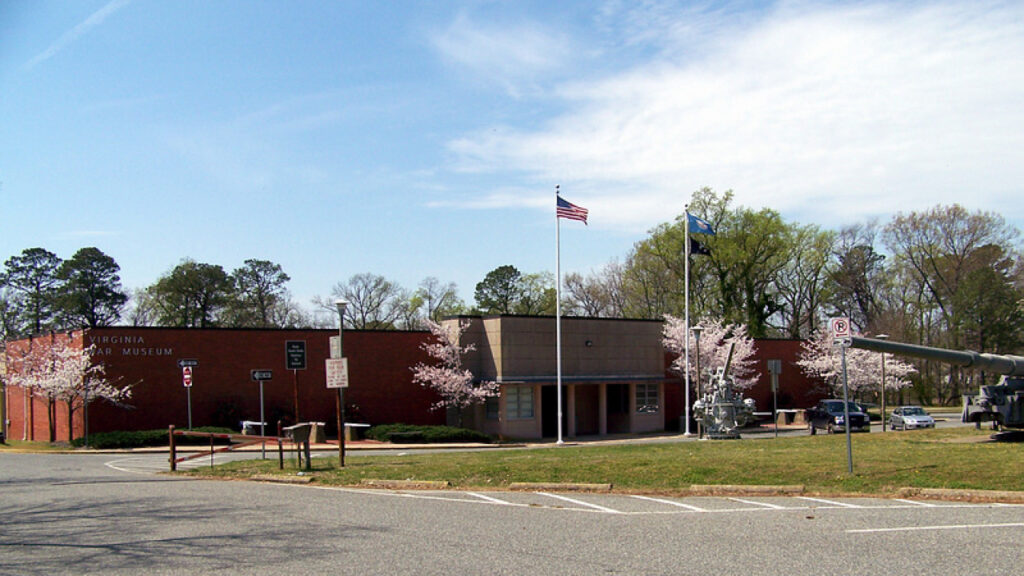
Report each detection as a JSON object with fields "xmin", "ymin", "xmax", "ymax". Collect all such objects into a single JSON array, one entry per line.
[{"xmin": 183, "ymin": 366, "xmax": 193, "ymax": 388}]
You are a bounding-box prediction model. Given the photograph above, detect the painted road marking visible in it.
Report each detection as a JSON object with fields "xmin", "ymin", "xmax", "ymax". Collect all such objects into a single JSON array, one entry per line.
[
  {"xmin": 630, "ymin": 495, "xmax": 707, "ymax": 511},
  {"xmin": 848, "ymin": 522, "xmax": 1024, "ymax": 534},
  {"xmin": 466, "ymin": 492, "xmax": 515, "ymax": 506},
  {"xmin": 728, "ymin": 497, "xmax": 786, "ymax": 509},
  {"xmin": 536, "ymin": 492, "xmax": 623, "ymax": 514},
  {"xmin": 892, "ymin": 498, "xmax": 938, "ymax": 507},
  {"xmin": 798, "ymin": 496, "xmax": 862, "ymax": 508}
]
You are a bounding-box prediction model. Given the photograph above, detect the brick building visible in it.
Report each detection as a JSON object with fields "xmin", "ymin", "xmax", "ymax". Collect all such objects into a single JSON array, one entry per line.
[{"xmin": 2, "ymin": 319, "xmax": 823, "ymax": 442}]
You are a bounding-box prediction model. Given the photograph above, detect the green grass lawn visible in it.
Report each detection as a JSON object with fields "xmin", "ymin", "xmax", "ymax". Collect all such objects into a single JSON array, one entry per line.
[{"xmin": 186, "ymin": 427, "xmax": 1024, "ymax": 496}]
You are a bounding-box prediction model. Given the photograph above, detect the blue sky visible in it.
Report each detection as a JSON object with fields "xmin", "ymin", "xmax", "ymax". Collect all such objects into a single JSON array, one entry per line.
[{"xmin": 3, "ymin": 1, "xmax": 1023, "ymax": 312}]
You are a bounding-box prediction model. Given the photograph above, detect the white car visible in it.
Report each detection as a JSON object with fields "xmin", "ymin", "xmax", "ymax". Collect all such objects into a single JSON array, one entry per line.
[{"xmin": 889, "ymin": 406, "xmax": 935, "ymax": 430}]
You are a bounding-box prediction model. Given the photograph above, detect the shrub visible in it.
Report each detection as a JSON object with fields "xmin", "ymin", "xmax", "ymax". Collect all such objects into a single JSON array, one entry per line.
[
  {"xmin": 365, "ymin": 424, "xmax": 492, "ymax": 444},
  {"xmin": 72, "ymin": 427, "xmax": 235, "ymax": 449}
]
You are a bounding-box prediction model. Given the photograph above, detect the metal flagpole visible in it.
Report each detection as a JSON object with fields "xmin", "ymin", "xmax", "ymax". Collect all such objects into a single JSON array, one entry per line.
[
  {"xmin": 555, "ymin": 186, "xmax": 564, "ymax": 444},
  {"xmin": 683, "ymin": 206, "xmax": 692, "ymax": 435}
]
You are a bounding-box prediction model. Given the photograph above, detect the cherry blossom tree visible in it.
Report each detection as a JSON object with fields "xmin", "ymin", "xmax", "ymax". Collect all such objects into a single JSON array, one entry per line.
[
  {"xmin": 797, "ymin": 329, "xmax": 916, "ymax": 400},
  {"xmin": 663, "ymin": 315, "xmax": 759, "ymax": 391},
  {"xmin": 411, "ymin": 319, "xmax": 498, "ymax": 426},
  {"xmin": 9, "ymin": 340, "xmax": 131, "ymax": 443}
]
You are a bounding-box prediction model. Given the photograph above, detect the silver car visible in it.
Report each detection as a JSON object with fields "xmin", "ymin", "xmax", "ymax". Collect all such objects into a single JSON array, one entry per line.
[{"xmin": 889, "ymin": 406, "xmax": 935, "ymax": 430}]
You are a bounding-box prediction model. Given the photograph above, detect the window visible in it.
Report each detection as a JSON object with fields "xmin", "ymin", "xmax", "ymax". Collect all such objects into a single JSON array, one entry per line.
[
  {"xmin": 635, "ymin": 383, "xmax": 659, "ymax": 414},
  {"xmin": 507, "ymin": 386, "xmax": 534, "ymax": 419}
]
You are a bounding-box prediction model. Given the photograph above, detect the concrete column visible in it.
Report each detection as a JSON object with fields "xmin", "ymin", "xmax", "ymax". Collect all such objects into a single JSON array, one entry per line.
[{"xmin": 598, "ymin": 382, "xmax": 608, "ymax": 436}]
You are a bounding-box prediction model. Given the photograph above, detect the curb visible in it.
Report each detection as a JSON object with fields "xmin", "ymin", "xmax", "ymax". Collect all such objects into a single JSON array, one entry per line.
[
  {"xmin": 252, "ymin": 474, "xmax": 313, "ymax": 484},
  {"xmin": 897, "ymin": 487, "xmax": 1024, "ymax": 503},
  {"xmin": 689, "ymin": 484, "xmax": 805, "ymax": 495},
  {"xmin": 361, "ymin": 479, "xmax": 451, "ymax": 490},
  {"xmin": 509, "ymin": 482, "xmax": 613, "ymax": 492}
]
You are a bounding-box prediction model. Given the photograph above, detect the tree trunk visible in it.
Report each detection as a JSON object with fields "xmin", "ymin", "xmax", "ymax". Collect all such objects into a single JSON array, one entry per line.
[
  {"xmin": 66, "ymin": 400, "xmax": 75, "ymax": 443},
  {"xmin": 48, "ymin": 398, "xmax": 56, "ymax": 443}
]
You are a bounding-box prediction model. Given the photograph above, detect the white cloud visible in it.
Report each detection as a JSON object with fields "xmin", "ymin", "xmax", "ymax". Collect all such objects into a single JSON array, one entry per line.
[
  {"xmin": 24, "ymin": 0, "xmax": 132, "ymax": 70},
  {"xmin": 430, "ymin": 12, "xmax": 576, "ymax": 98},
  {"xmin": 447, "ymin": 1, "xmax": 1024, "ymax": 232}
]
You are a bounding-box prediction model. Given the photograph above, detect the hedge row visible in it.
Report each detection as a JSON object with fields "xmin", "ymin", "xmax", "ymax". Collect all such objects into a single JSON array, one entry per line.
[
  {"xmin": 71, "ymin": 427, "xmax": 235, "ymax": 449},
  {"xmin": 365, "ymin": 424, "xmax": 493, "ymax": 444}
]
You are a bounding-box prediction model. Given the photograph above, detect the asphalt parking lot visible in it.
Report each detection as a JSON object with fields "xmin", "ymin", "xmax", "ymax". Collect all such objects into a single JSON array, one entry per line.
[{"xmin": 3, "ymin": 451, "xmax": 1022, "ymax": 576}]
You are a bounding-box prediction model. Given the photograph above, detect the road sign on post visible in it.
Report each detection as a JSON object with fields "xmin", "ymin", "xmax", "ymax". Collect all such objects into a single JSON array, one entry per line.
[
  {"xmin": 325, "ymin": 358, "xmax": 349, "ymax": 388},
  {"xmin": 830, "ymin": 317, "xmax": 852, "ymax": 348},
  {"xmin": 285, "ymin": 341, "xmax": 306, "ymax": 370},
  {"xmin": 178, "ymin": 360, "xmax": 198, "ymax": 430},
  {"xmin": 251, "ymin": 370, "xmax": 273, "ymax": 381}
]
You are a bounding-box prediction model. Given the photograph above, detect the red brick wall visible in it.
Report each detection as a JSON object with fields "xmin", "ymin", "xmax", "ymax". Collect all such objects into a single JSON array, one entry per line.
[{"xmin": 4, "ymin": 327, "xmax": 444, "ymax": 441}]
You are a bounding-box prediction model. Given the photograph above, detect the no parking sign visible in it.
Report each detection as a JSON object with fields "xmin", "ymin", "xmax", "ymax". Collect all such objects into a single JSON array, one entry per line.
[{"xmin": 830, "ymin": 317, "xmax": 852, "ymax": 347}]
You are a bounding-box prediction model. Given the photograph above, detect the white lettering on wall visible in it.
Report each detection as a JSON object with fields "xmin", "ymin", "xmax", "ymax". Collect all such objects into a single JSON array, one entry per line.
[{"xmin": 87, "ymin": 334, "xmax": 173, "ymax": 357}]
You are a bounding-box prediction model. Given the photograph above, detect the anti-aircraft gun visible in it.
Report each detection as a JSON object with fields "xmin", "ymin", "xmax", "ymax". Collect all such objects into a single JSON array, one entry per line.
[
  {"xmin": 849, "ymin": 337, "xmax": 1024, "ymax": 435},
  {"xmin": 692, "ymin": 343, "xmax": 756, "ymax": 439}
]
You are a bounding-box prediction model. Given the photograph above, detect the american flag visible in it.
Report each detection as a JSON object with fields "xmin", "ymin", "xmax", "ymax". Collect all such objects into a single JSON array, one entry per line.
[{"xmin": 556, "ymin": 196, "xmax": 588, "ymax": 224}]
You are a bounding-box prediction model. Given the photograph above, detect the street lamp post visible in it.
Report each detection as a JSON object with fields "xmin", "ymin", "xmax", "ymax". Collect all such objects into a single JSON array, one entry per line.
[
  {"xmin": 691, "ymin": 326, "xmax": 703, "ymax": 438},
  {"xmin": 335, "ymin": 299, "xmax": 348, "ymax": 467},
  {"xmin": 877, "ymin": 334, "xmax": 889, "ymax": 432}
]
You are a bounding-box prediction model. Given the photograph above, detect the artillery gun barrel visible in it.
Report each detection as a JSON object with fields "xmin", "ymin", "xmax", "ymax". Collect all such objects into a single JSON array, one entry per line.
[
  {"xmin": 722, "ymin": 342, "xmax": 735, "ymax": 376},
  {"xmin": 850, "ymin": 337, "xmax": 1024, "ymax": 377}
]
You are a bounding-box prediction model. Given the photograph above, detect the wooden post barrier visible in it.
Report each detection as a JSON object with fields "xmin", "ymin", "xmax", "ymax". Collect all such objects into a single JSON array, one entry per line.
[{"xmin": 168, "ymin": 426, "xmax": 286, "ymax": 472}]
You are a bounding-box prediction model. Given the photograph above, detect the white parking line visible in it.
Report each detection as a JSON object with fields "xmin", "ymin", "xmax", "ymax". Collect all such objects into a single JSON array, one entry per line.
[
  {"xmin": 892, "ymin": 498, "xmax": 937, "ymax": 507},
  {"xmin": 798, "ymin": 496, "xmax": 862, "ymax": 508},
  {"xmin": 848, "ymin": 522, "xmax": 1024, "ymax": 534},
  {"xmin": 537, "ymin": 492, "xmax": 622, "ymax": 514},
  {"xmin": 727, "ymin": 497, "xmax": 786, "ymax": 509},
  {"xmin": 630, "ymin": 495, "xmax": 707, "ymax": 511},
  {"xmin": 466, "ymin": 492, "xmax": 515, "ymax": 506}
]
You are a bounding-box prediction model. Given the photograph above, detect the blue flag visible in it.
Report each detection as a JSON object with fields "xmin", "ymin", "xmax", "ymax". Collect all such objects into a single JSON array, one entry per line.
[{"xmin": 687, "ymin": 213, "xmax": 715, "ymax": 235}]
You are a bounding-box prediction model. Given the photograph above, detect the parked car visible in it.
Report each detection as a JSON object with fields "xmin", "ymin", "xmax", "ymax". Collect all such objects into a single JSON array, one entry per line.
[
  {"xmin": 807, "ymin": 399, "xmax": 871, "ymax": 435},
  {"xmin": 889, "ymin": 406, "xmax": 935, "ymax": 430}
]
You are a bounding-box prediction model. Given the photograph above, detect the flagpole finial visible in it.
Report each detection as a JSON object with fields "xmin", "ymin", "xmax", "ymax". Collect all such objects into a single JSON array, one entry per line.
[{"xmin": 556, "ymin": 184, "xmax": 560, "ymax": 196}]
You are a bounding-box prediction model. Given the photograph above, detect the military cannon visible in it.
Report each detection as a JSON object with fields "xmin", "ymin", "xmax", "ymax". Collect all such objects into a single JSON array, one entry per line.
[
  {"xmin": 692, "ymin": 343, "xmax": 756, "ymax": 439},
  {"xmin": 850, "ymin": 337, "xmax": 1024, "ymax": 432}
]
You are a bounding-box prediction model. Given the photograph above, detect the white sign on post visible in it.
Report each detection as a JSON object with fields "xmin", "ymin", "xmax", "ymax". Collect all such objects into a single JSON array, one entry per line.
[
  {"xmin": 326, "ymin": 357, "xmax": 349, "ymax": 388},
  {"xmin": 830, "ymin": 317, "xmax": 852, "ymax": 347}
]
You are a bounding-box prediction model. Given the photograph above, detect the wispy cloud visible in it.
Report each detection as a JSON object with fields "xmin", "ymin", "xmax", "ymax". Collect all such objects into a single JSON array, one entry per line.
[
  {"xmin": 430, "ymin": 12, "xmax": 575, "ymax": 98},
  {"xmin": 24, "ymin": 0, "xmax": 132, "ymax": 71},
  {"xmin": 448, "ymin": 1, "xmax": 1024, "ymax": 232}
]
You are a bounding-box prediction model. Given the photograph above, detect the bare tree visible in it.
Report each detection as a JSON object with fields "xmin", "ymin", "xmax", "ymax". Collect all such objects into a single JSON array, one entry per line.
[{"xmin": 325, "ymin": 273, "xmax": 405, "ymax": 329}]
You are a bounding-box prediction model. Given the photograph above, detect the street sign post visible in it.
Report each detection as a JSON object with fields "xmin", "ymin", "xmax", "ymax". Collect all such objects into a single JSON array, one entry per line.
[
  {"xmin": 286, "ymin": 341, "xmax": 306, "ymax": 421},
  {"xmin": 828, "ymin": 318, "xmax": 855, "ymax": 474},
  {"xmin": 178, "ymin": 359, "xmax": 198, "ymax": 429},
  {"xmin": 251, "ymin": 370, "xmax": 272, "ymax": 458}
]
